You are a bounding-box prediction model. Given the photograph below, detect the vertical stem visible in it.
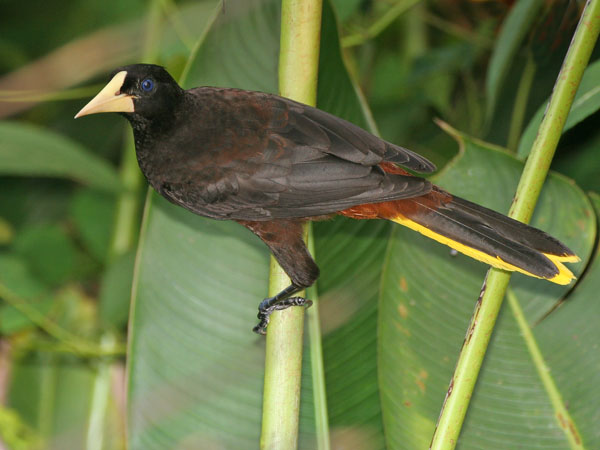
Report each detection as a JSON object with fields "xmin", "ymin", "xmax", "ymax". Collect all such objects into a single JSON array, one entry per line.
[
  {"xmin": 260, "ymin": 1, "xmax": 323, "ymax": 449},
  {"xmin": 430, "ymin": 270, "xmax": 511, "ymax": 450},
  {"xmin": 278, "ymin": 0, "xmax": 323, "ymax": 104},
  {"xmin": 430, "ymin": 1, "xmax": 600, "ymax": 449},
  {"xmin": 261, "ymin": 253, "xmax": 307, "ymax": 450},
  {"xmin": 306, "ymin": 225, "xmax": 330, "ymax": 450},
  {"xmin": 38, "ymin": 354, "xmax": 57, "ymax": 445},
  {"xmin": 403, "ymin": 2, "xmax": 427, "ymax": 62},
  {"xmin": 85, "ymin": 333, "xmax": 117, "ymax": 450}
]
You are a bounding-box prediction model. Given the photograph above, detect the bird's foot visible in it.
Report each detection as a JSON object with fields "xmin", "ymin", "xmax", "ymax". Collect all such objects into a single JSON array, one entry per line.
[{"xmin": 253, "ymin": 296, "xmax": 313, "ymax": 335}]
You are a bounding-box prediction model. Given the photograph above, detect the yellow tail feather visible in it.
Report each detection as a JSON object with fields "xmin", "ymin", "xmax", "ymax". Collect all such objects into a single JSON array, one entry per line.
[{"xmin": 390, "ymin": 214, "xmax": 576, "ymax": 285}]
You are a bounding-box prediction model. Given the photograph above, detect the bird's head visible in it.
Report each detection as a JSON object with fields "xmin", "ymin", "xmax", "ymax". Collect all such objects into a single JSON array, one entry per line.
[{"xmin": 75, "ymin": 64, "xmax": 183, "ymax": 120}]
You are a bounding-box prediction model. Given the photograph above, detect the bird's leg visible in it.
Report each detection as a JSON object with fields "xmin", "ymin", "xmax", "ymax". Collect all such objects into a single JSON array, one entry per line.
[
  {"xmin": 237, "ymin": 220, "xmax": 319, "ymax": 335},
  {"xmin": 253, "ymin": 284, "xmax": 313, "ymax": 335}
]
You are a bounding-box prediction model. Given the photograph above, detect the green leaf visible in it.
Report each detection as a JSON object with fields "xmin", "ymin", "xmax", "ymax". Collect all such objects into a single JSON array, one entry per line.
[
  {"xmin": 0, "ymin": 121, "xmax": 120, "ymax": 192},
  {"xmin": 0, "ymin": 179, "xmax": 73, "ymax": 228},
  {"xmin": 554, "ymin": 130, "xmax": 600, "ymax": 193},
  {"xmin": 0, "ymin": 253, "xmax": 50, "ymax": 334},
  {"xmin": 12, "ymin": 225, "xmax": 78, "ymax": 287},
  {"xmin": 531, "ymin": 192, "xmax": 600, "ymax": 448},
  {"xmin": 485, "ymin": 0, "xmax": 544, "ymax": 121},
  {"xmin": 99, "ymin": 250, "xmax": 136, "ymax": 328},
  {"xmin": 129, "ymin": 197, "xmax": 269, "ymax": 448},
  {"xmin": 330, "ymin": 0, "xmax": 363, "ymax": 22},
  {"xmin": 182, "ymin": 2, "xmax": 278, "ymax": 92},
  {"xmin": 70, "ymin": 188, "xmax": 116, "ymax": 262},
  {"xmin": 317, "ymin": 8, "xmax": 372, "ymax": 131},
  {"xmin": 379, "ymin": 126, "xmax": 596, "ymax": 448},
  {"xmin": 518, "ymin": 59, "xmax": 600, "ymax": 158},
  {"xmin": 0, "ymin": 253, "xmax": 47, "ymax": 299},
  {"xmin": 314, "ymin": 217, "xmax": 389, "ymax": 448}
]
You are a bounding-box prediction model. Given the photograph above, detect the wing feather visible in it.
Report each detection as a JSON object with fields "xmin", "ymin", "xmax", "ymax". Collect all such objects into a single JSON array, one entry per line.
[{"xmin": 157, "ymin": 88, "xmax": 434, "ymax": 220}]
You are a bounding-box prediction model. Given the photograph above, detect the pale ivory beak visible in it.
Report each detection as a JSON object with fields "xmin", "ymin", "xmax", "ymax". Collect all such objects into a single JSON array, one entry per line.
[{"xmin": 74, "ymin": 71, "xmax": 135, "ymax": 118}]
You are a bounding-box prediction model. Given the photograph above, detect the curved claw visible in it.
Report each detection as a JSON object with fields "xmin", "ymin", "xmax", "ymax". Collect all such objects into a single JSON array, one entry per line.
[{"xmin": 253, "ymin": 296, "xmax": 313, "ymax": 335}]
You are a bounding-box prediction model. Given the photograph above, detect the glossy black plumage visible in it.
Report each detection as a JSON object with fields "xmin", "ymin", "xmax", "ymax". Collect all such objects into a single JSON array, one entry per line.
[{"xmin": 116, "ymin": 65, "xmax": 435, "ymax": 222}]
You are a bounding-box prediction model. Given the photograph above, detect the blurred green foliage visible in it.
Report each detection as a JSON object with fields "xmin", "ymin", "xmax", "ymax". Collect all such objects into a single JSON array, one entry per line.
[{"xmin": 0, "ymin": 0, "xmax": 599, "ymax": 449}]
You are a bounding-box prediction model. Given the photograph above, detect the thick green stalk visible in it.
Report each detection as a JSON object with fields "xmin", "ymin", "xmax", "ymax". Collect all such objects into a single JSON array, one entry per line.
[
  {"xmin": 430, "ymin": 1, "xmax": 600, "ymax": 449},
  {"xmin": 260, "ymin": 1, "xmax": 323, "ymax": 449}
]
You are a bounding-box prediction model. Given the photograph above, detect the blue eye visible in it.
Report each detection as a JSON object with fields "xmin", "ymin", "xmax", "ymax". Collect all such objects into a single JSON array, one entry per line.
[{"xmin": 141, "ymin": 78, "xmax": 154, "ymax": 92}]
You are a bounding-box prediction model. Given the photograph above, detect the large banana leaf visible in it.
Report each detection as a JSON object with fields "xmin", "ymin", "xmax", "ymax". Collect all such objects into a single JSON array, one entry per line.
[
  {"xmin": 379, "ymin": 127, "xmax": 597, "ymax": 449},
  {"xmin": 0, "ymin": 122, "xmax": 120, "ymax": 192}
]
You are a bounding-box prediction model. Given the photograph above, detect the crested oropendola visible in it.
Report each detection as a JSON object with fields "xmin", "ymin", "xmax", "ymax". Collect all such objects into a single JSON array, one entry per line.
[{"xmin": 76, "ymin": 64, "xmax": 579, "ymax": 334}]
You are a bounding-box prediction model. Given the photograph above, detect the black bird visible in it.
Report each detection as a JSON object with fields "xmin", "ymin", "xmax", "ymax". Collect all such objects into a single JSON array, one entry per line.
[{"xmin": 76, "ymin": 64, "xmax": 578, "ymax": 334}]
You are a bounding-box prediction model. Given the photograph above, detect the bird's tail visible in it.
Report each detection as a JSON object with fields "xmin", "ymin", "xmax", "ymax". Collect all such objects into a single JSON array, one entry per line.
[{"xmin": 341, "ymin": 188, "xmax": 579, "ymax": 284}]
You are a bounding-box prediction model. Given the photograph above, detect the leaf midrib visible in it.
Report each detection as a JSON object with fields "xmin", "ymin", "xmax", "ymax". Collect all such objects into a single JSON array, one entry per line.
[{"xmin": 506, "ymin": 288, "xmax": 584, "ymax": 450}]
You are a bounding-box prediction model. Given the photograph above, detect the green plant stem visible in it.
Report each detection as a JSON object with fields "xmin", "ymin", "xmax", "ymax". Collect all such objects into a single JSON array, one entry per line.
[
  {"xmin": 261, "ymin": 257, "xmax": 307, "ymax": 450},
  {"xmin": 260, "ymin": 1, "xmax": 323, "ymax": 449},
  {"xmin": 507, "ymin": 54, "xmax": 536, "ymax": 153},
  {"xmin": 278, "ymin": 0, "xmax": 322, "ymax": 103},
  {"xmin": 402, "ymin": 1, "xmax": 427, "ymax": 61},
  {"xmin": 306, "ymin": 225, "xmax": 330, "ymax": 450},
  {"xmin": 430, "ymin": 1, "xmax": 600, "ymax": 449},
  {"xmin": 85, "ymin": 333, "xmax": 117, "ymax": 450},
  {"xmin": 342, "ymin": 0, "xmax": 422, "ymax": 48},
  {"xmin": 38, "ymin": 353, "xmax": 57, "ymax": 444}
]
